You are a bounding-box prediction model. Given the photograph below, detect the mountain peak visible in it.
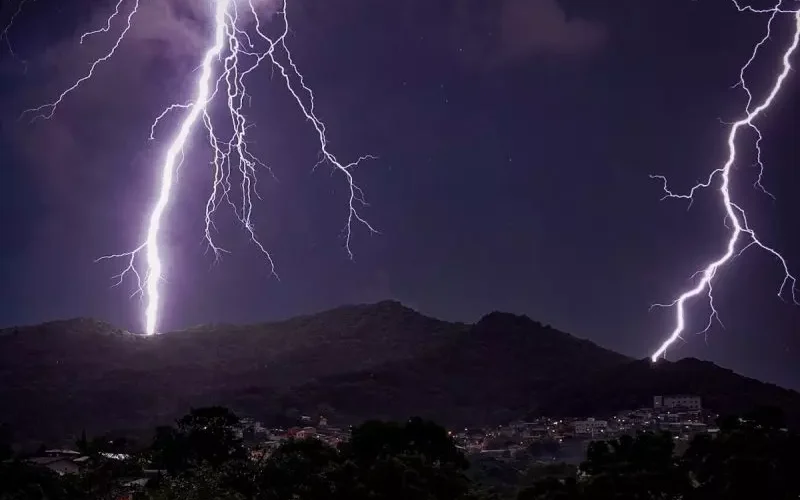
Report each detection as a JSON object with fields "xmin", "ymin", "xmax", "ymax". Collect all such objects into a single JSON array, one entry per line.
[
  {"xmin": 476, "ymin": 311, "xmax": 542, "ymax": 329},
  {"xmin": 473, "ymin": 312, "xmax": 579, "ymax": 345},
  {"xmin": 374, "ymin": 299, "xmax": 406, "ymax": 308},
  {"xmin": 359, "ymin": 300, "xmax": 417, "ymax": 315}
]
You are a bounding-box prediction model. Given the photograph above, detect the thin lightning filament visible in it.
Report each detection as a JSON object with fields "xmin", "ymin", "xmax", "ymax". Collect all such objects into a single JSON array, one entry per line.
[
  {"xmin": 649, "ymin": 1, "xmax": 800, "ymax": 361},
  {"xmin": 19, "ymin": 0, "xmax": 376, "ymax": 334}
]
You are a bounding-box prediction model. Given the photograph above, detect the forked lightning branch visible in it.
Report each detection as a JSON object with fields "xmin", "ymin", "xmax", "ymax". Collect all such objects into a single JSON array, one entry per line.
[
  {"xmin": 5, "ymin": 0, "xmax": 799, "ymax": 355},
  {"xmin": 648, "ymin": 1, "xmax": 800, "ymax": 361},
  {"xmin": 13, "ymin": 0, "xmax": 376, "ymax": 335}
]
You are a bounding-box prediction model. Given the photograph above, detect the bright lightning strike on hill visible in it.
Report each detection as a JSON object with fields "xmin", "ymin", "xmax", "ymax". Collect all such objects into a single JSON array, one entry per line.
[
  {"xmin": 17, "ymin": 0, "xmax": 376, "ymax": 335},
  {"xmin": 649, "ymin": 0, "xmax": 800, "ymax": 362}
]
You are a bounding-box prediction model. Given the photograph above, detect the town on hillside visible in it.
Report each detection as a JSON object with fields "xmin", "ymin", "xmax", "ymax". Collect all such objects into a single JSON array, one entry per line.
[{"xmin": 22, "ymin": 394, "xmax": 713, "ymax": 489}]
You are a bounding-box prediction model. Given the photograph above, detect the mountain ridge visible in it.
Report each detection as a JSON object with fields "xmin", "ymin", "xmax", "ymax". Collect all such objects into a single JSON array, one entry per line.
[{"xmin": 1, "ymin": 301, "xmax": 798, "ymax": 443}]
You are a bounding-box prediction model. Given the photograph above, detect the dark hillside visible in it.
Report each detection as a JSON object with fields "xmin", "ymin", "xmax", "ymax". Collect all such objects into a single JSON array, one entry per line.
[{"xmin": 3, "ymin": 303, "xmax": 800, "ymax": 442}]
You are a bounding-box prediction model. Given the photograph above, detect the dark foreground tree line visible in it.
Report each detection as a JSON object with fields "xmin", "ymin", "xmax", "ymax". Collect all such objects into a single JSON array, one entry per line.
[{"xmin": 1, "ymin": 406, "xmax": 798, "ymax": 499}]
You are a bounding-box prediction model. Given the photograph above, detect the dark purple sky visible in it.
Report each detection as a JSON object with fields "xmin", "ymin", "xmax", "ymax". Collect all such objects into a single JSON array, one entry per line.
[{"xmin": 1, "ymin": 0, "xmax": 799, "ymax": 389}]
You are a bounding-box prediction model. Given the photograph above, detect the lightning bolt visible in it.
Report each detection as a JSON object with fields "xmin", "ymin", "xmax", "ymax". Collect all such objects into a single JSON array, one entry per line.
[
  {"xmin": 649, "ymin": 0, "xmax": 800, "ymax": 362},
  {"xmin": 17, "ymin": 0, "xmax": 376, "ymax": 335},
  {"xmin": 1, "ymin": 0, "xmax": 32, "ymax": 69}
]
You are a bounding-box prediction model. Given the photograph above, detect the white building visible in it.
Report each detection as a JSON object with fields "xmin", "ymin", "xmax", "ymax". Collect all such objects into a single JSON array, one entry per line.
[
  {"xmin": 654, "ymin": 395, "xmax": 702, "ymax": 411},
  {"xmin": 573, "ymin": 418, "xmax": 608, "ymax": 436},
  {"xmin": 27, "ymin": 457, "xmax": 81, "ymax": 476},
  {"xmin": 296, "ymin": 427, "xmax": 317, "ymax": 439}
]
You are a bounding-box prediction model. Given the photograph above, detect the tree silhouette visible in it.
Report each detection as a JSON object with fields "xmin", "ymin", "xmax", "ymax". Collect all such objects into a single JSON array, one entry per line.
[
  {"xmin": 259, "ymin": 438, "xmax": 340, "ymax": 500},
  {"xmin": 683, "ymin": 408, "xmax": 800, "ymax": 500},
  {"xmin": 517, "ymin": 476, "xmax": 580, "ymax": 500},
  {"xmin": 338, "ymin": 417, "xmax": 474, "ymax": 500},
  {"xmin": 0, "ymin": 423, "xmax": 12, "ymax": 461},
  {"xmin": 150, "ymin": 406, "xmax": 246, "ymax": 473},
  {"xmin": 6, "ymin": 408, "xmax": 799, "ymax": 500},
  {"xmin": 0, "ymin": 460, "xmax": 83, "ymax": 500},
  {"xmin": 346, "ymin": 417, "xmax": 468, "ymax": 469},
  {"xmin": 518, "ymin": 431, "xmax": 688, "ymax": 500},
  {"xmin": 144, "ymin": 464, "xmax": 250, "ymax": 500},
  {"xmin": 578, "ymin": 431, "xmax": 688, "ymax": 499},
  {"xmin": 75, "ymin": 429, "xmax": 89, "ymax": 456}
]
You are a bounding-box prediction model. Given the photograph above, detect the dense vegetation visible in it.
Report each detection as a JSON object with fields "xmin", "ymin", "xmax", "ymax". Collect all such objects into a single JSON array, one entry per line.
[{"xmin": 1, "ymin": 406, "xmax": 797, "ymax": 499}]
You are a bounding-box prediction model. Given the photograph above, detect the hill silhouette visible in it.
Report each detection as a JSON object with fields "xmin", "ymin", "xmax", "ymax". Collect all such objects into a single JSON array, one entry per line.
[
  {"xmin": 284, "ymin": 312, "xmax": 800, "ymax": 426},
  {"xmin": 1, "ymin": 301, "xmax": 798, "ymax": 442}
]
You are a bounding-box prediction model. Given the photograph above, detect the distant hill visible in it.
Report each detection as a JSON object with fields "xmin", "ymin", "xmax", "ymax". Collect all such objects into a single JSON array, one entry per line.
[
  {"xmin": 283, "ymin": 312, "xmax": 631, "ymax": 425},
  {"xmin": 284, "ymin": 312, "xmax": 800, "ymax": 426},
  {"xmin": 1, "ymin": 301, "xmax": 799, "ymax": 443}
]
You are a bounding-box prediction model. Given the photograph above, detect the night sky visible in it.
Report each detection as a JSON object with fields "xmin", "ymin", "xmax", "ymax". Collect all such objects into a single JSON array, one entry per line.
[{"xmin": 1, "ymin": 0, "xmax": 799, "ymax": 389}]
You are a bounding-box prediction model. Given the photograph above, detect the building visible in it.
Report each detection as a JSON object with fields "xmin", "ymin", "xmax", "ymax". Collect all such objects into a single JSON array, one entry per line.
[
  {"xmin": 295, "ymin": 427, "xmax": 317, "ymax": 439},
  {"xmin": 26, "ymin": 456, "xmax": 82, "ymax": 475},
  {"xmin": 631, "ymin": 408, "xmax": 653, "ymax": 420},
  {"xmin": 572, "ymin": 418, "xmax": 608, "ymax": 436},
  {"xmin": 43, "ymin": 449, "xmax": 81, "ymax": 458},
  {"xmin": 654, "ymin": 395, "xmax": 702, "ymax": 411}
]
